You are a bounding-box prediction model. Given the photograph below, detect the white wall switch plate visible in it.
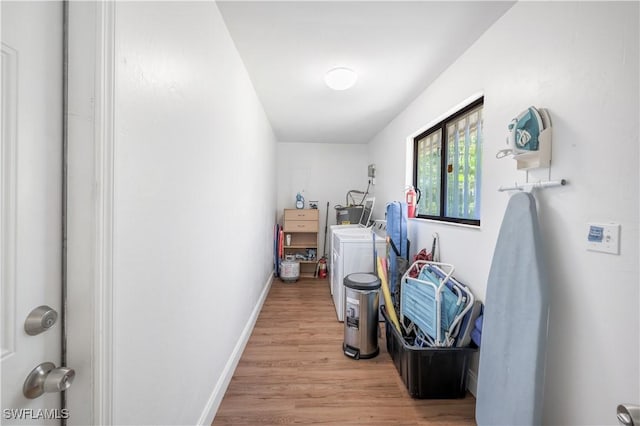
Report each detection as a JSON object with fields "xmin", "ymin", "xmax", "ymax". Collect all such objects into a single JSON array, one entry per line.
[{"xmin": 586, "ymin": 222, "xmax": 620, "ymax": 255}]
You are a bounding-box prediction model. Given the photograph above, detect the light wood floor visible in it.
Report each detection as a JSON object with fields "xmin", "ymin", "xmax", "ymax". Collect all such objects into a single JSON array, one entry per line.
[{"xmin": 213, "ymin": 277, "xmax": 476, "ymax": 425}]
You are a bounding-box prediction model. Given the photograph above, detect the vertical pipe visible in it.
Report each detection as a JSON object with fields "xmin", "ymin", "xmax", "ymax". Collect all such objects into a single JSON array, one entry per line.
[{"xmin": 61, "ymin": 0, "xmax": 69, "ymax": 424}]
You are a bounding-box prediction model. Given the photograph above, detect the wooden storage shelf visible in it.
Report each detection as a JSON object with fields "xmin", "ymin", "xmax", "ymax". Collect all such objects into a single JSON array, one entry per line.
[{"xmin": 282, "ymin": 209, "xmax": 319, "ymax": 279}]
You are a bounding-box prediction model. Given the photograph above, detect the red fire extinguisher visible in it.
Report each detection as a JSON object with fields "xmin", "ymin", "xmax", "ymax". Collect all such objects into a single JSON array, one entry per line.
[
  {"xmin": 405, "ymin": 186, "xmax": 421, "ymax": 218},
  {"xmin": 318, "ymin": 258, "xmax": 327, "ymax": 279}
]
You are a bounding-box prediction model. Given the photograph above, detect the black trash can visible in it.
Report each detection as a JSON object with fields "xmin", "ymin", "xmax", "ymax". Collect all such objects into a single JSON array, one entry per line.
[{"xmin": 343, "ymin": 273, "xmax": 381, "ymax": 359}]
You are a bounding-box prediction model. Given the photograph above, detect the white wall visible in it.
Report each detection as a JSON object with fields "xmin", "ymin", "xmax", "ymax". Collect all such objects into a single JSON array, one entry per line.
[
  {"xmin": 276, "ymin": 142, "xmax": 370, "ymax": 256},
  {"xmin": 111, "ymin": 2, "xmax": 276, "ymax": 424},
  {"xmin": 368, "ymin": 2, "xmax": 639, "ymax": 425}
]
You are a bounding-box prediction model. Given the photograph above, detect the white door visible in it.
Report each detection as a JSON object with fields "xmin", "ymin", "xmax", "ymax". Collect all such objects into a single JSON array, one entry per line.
[{"xmin": 1, "ymin": 1, "xmax": 65, "ymax": 423}]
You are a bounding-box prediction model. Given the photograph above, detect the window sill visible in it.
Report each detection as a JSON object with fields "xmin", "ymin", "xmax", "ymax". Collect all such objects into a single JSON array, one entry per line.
[{"xmin": 409, "ymin": 217, "xmax": 482, "ymax": 230}]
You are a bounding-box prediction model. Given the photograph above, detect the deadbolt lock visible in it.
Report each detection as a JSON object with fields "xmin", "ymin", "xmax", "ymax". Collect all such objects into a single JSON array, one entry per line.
[{"xmin": 24, "ymin": 305, "xmax": 58, "ymax": 336}]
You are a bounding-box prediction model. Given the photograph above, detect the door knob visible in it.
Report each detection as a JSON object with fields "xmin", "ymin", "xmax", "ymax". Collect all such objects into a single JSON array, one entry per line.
[
  {"xmin": 618, "ymin": 404, "xmax": 640, "ymax": 426},
  {"xmin": 23, "ymin": 362, "xmax": 75, "ymax": 399}
]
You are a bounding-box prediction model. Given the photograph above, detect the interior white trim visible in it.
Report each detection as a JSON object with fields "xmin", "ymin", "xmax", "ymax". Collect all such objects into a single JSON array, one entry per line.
[
  {"xmin": 467, "ymin": 368, "xmax": 478, "ymax": 397},
  {"xmin": 196, "ymin": 273, "xmax": 274, "ymax": 425},
  {"xmin": 93, "ymin": 2, "xmax": 116, "ymax": 424},
  {"xmin": 1, "ymin": 43, "xmax": 18, "ymax": 360}
]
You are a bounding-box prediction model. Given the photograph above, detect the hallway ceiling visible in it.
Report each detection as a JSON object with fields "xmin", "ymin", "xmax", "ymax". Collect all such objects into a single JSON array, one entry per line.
[{"xmin": 217, "ymin": 1, "xmax": 514, "ymax": 144}]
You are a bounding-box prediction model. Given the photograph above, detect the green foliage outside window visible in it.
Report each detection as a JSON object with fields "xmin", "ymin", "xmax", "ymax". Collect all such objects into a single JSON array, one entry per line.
[{"xmin": 413, "ymin": 100, "xmax": 483, "ymax": 225}]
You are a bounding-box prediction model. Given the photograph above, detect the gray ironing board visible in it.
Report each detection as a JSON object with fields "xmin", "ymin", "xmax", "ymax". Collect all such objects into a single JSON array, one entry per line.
[{"xmin": 476, "ymin": 192, "xmax": 549, "ymax": 426}]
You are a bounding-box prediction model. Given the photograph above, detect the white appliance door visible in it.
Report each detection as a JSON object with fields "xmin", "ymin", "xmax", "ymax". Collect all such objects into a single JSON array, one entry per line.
[{"xmin": 1, "ymin": 2, "xmax": 65, "ymax": 422}]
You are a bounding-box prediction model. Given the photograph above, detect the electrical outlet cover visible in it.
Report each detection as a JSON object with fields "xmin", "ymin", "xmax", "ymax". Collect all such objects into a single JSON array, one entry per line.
[
  {"xmin": 368, "ymin": 164, "xmax": 376, "ymax": 178},
  {"xmin": 586, "ymin": 222, "xmax": 620, "ymax": 255}
]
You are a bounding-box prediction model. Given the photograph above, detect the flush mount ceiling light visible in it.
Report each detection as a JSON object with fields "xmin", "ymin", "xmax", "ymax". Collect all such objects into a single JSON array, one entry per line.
[{"xmin": 324, "ymin": 67, "xmax": 358, "ymax": 91}]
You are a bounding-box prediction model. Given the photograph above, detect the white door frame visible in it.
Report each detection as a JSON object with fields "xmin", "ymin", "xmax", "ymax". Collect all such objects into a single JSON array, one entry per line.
[{"xmin": 66, "ymin": 1, "xmax": 115, "ymax": 424}]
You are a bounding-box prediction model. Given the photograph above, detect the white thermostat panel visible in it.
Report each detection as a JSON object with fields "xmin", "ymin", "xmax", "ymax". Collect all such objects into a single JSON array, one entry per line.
[{"xmin": 586, "ymin": 222, "xmax": 620, "ymax": 255}]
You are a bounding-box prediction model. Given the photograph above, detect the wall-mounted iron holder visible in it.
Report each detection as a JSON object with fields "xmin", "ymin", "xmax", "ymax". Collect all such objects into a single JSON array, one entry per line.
[
  {"xmin": 513, "ymin": 109, "xmax": 551, "ymax": 170},
  {"xmin": 496, "ymin": 107, "xmax": 552, "ymax": 171}
]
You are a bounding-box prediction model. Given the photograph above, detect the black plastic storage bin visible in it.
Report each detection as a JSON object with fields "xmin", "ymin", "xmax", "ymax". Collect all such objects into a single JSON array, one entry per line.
[{"xmin": 381, "ymin": 306, "xmax": 476, "ymax": 399}]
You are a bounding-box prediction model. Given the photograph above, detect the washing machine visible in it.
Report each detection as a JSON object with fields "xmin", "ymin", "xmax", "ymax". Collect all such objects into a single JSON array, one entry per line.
[
  {"xmin": 328, "ymin": 197, "xmax": 374, "ymax": 276},
  {"xmin": 331, "ymin": 227, "xmax": 386, "ymax": 321}
]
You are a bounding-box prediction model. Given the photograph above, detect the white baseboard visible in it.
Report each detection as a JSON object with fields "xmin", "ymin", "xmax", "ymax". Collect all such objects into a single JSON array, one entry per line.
[
  {"xmin": 467, "ymin": 368, "xmax": 478, "ymax": 397},
  {"xmin": 196, "ymin": 272, "xmax": 274, "ymax": 425}
]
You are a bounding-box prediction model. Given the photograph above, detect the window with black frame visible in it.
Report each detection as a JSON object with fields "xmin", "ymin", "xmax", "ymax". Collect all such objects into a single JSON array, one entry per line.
[{"xmin": 413, "ymin": 97, "xmax": 484, "ymax": 226}]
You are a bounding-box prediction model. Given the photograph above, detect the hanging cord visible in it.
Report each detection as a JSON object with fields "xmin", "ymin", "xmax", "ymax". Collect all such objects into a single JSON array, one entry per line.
[{"xmin": 358, "ymin": 181, "xmax": 371, "ymax": 205}]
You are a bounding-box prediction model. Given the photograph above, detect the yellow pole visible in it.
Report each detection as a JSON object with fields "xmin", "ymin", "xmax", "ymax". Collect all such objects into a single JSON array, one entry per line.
[{"xmin": 377, "ymin": 256, "xmax": 401, "ymax": 333}]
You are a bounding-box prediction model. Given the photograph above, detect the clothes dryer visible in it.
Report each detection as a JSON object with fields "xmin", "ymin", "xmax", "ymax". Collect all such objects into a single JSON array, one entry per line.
[{"xmin": 331, "ymin": 229, "xmax": 386, "ymax": 321}]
